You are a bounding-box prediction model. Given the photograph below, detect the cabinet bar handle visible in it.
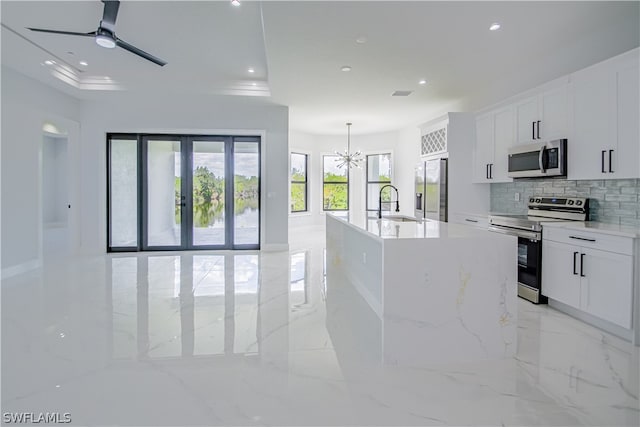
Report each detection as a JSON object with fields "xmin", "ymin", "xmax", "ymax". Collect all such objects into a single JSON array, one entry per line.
[
  {"xmin": 486, "ymin": 164, "xmax": 489, "ymax": 179},
  {"xmin": 465, "ymin": 219, "xmax": 479, "ymax": 223},
  {"xmin": 569, "ymin": 235, "xmax": 596, "ymax": 242},
  {"xmin": 601, "ymin": 150, "xmax": 606, "ymax": 173},
  {"xmin": 532, "ymin": 122, "xmax": 535, "ymax": 140},
  {"xmin": 573, "ymin": 251, "xmax": 579, "ymax": 275},
  {"xmin": 489, "ymin": 163, "xmax": 493, "ymax": 179},
  {"xmin": 609, "ymin": 149, "xmax": 614, "ymax": 173},
  {"xmin": 536, "ymin": 121, "xmax": 541, "ymax": 139},
  {"xmin": 580, "ymin": 253, "xmax": 586, "ymax": 277}
]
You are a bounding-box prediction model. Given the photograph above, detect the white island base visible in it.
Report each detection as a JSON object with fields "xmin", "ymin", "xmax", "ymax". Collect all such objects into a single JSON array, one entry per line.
[{"xmin": 326, "ymin": 213, "xmax": 517, "ymax": 367}]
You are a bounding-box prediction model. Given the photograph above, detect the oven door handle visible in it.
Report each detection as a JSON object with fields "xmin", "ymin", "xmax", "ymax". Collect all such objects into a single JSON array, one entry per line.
[{"xmin": 488, "ymin": 226, "xmax": 540, "ymax": 241}]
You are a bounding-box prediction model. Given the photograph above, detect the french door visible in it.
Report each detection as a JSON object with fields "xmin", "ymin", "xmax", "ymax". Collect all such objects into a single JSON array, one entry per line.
[{"xmin": 108, "ymin": 134, "xmax": 260, "ymax": 251}]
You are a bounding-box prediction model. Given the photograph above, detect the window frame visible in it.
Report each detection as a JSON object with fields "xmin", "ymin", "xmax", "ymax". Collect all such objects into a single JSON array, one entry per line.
[
  {"xmin": 290, "ymin": 152, "xmax": 309, "ymax": 213},
  {"xmin": 365, "ymin": 153, "xmax": 393, "ymax": 213},
  {"xmin": 322, "ymin": 154, "xmax": 349, "ymax": 211}
]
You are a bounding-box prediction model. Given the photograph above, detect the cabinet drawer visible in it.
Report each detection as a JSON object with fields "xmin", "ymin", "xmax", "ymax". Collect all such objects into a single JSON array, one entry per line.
[
  {"xmin": 450, "ymin": 213, "xmax": 488, "ymax": 229},
  {"xmin": 543, "ymin": 226, "xmax": 633, "ymax": 255}
]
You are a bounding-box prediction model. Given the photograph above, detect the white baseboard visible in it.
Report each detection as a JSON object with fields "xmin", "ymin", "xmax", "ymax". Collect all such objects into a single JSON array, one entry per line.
[
  {"xmin": 260, "ymin": 243, "xmax": 289, "ymax": 252},
  {"xmin": 1, "ymin": 259, "xmax": 42, "ymax": 280},
  {"xmin": 548, "ymin": 299, "xmax": 634, "ymax": 344}
]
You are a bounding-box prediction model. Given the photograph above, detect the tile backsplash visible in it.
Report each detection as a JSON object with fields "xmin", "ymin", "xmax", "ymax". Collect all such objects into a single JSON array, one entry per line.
[{"xmin": 490, "ymin": 179, "xmax": 640, "ymax": 228}]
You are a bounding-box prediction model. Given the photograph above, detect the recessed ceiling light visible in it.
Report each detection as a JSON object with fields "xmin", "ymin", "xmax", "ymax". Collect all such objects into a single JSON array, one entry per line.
[
  {"xmin": 419, "ymin": 79, "xmax": 427, "ymax": 85},
  {"xmin": 341, "ymin": 65, "xmax": 352, "ymax": 72},
  {"xmin": 231, "ymin": 0, "xmax": 240, "ymax": 6},
  {"xmin": 44, "ymin": 60, "xmax": 55, "ymax": 65},
  {"xmin": 79, "ymin": 61, "xmax": 88, "ymax": 67},
  {"xmin": 248, "ymin": 67, "xmax": 255, "ymax": 73},
  {"xmin": 252, "ymin": 82, "xmax": 257, "ymax": 86},
  {"xmin": 489, "ymin": 23, "xmax": 501, "ymax": 31},
  {"xmin": 356, "ymin": 36, "xmax": 367, "ymax": 44}
]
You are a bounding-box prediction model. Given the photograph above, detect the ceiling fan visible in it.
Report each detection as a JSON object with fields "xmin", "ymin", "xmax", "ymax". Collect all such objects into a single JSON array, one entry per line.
[{"xmin": 27, "ymin": 0, "xmax": 167, "ymax": 67}]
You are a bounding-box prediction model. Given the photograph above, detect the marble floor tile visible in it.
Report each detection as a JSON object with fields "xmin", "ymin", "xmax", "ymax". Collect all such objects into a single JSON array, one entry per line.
[{"xmin": 2, "ymin": 225, "xmax": 638, "ymax": 426}]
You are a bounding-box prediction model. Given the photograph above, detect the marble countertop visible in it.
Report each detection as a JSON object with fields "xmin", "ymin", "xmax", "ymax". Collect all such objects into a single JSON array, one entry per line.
[
  {"xmin": 327, "ymin": 212, "xmax": 497, "ymax": 240},
  {"xmin": 542, "ymin": 220, "xmax": 640, "ymax": 238}
]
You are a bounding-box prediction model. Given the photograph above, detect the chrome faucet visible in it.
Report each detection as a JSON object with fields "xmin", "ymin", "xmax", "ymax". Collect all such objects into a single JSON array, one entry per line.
[{"xmin": 378, "ymin": 184, "xmax": 400, "ymax": 218}]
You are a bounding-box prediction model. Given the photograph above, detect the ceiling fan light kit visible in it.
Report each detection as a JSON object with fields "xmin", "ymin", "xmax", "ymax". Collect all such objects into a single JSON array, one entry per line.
[
  {"xmin": 95, "ymin": 29, "xmax": 116, "ymax": 48},
  {"xmin": 27, "ymin": 0, "xmax": 167, "ymax": 66}
]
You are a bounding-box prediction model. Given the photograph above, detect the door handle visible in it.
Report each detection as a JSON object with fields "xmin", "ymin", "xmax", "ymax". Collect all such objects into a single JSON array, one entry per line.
[
  {"xmin": 536, "ymin": 121, "xmax": 541, "ymax": 139},
  {"xmin": 569, "ymin": 235, "xmax": 596, "ymax": 242},
  {"xmin": 601, "ymin": 150, "xmax": 606, "ymax": 173},
  {"xmin": 538, "ymin": 146, "xmax": 546, "ymax": 173},
  {"xmin": 609, "ymin": 149, "xmax": 614, "ymax": 173},
  {"xmin": 573, "ymin": 251, "xmax": 579, "ymax": 275},
  {"xmin": 580, "ymin": 253, "xmax": 586, "ymax": 277}
]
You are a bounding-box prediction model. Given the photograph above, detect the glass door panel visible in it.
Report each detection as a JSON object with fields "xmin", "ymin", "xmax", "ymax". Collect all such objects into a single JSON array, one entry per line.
[
  {"xmin": 233, "ymin": 141, "xmax": 260, "ymax": 246},
  {"xmin": 192, "ymin": 140, "xmax": 226, "ymax": 246},
  {"xmin": 146, "ymin": 139, "xmax": 183, "ymax": 247},
  {"xmin": 108, "ymin": 137, "xmax": 138, "ymax": 249}
]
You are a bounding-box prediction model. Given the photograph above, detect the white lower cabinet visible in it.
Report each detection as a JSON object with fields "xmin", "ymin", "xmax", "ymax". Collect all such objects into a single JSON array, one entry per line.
[
  {"xmin": 581, "ymin": 247, "xmax": 633, "ymax": 329},
  {"xmin": 542, "ymin": 240, "xmax": 581, "ymax": 307},
  {"xmin": 543, "ymin": 231, "xmax": 634, "ymax": 329},
  {"xmin": 448, "ymin": 212, "xmax": 488, "ymax": 229}
]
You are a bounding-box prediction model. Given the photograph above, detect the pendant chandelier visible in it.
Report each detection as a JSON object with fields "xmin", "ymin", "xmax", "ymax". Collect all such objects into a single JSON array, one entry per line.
[{"xmin": 334, "ymin": 122, "xmax": 363, "ymax": 169}]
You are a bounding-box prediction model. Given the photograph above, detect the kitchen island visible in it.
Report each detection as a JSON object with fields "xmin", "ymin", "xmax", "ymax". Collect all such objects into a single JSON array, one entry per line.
[{"xmin": 326, "ymin": 212, "xmax": 517, "ymax": 366}]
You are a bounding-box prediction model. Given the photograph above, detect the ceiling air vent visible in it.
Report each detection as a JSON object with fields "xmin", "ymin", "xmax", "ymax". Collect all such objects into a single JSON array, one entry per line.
[{"xmin": 391, "ymin": 90, "xmax": 413, "ymax": 97}]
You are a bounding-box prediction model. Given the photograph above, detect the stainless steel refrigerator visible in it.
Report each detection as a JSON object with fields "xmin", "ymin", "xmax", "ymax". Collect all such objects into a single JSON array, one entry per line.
[{"xmin": 414, "ymin": 158, "xmax": 448, "ymax": 221}]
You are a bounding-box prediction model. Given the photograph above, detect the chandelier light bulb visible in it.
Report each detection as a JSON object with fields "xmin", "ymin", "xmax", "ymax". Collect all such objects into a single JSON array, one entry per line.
[{"xmin": 334, "ymin": 122, "xmax": 363, "ymax": 169}]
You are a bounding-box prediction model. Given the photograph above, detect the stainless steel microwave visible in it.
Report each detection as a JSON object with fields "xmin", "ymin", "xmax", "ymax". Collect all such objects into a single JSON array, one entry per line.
[{"xmin": 507, "ymin": 139, "xmax": 567, "ymax": 178}]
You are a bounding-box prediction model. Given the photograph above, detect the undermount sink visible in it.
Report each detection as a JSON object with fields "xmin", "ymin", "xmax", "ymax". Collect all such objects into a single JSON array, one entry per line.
[{"xmin": 381, "ymin": 215, "xmax": 421, "ymax": 222}]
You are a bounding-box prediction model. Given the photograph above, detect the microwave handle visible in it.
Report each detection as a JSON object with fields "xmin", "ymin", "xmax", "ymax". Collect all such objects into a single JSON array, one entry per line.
[{"xmin": 538, "ymin": 146, "xmax": 546, "ymax": 173}]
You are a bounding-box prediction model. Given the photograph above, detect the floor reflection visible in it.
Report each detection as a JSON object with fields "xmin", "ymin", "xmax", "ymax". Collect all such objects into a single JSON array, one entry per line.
[
  {"xmin": 109, "ymin": 254, "xmax": 264, "ymax": 360},
  {"xmin": 1, "ymin": 225, "xmax": 638, "ymax": 426}
]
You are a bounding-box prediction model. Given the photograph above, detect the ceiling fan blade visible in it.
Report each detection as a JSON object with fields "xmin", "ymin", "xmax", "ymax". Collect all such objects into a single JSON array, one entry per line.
[
  {"xmin": 116, "ymin": 38, "xmax": 167, "ymax": 67},
  {"xmin": 100, "ymin": 0, "xmax": 120, "ymax": 32},
  {"xmin": 28, "ymin": 28, "xmax": 97, "ymax": 37}
]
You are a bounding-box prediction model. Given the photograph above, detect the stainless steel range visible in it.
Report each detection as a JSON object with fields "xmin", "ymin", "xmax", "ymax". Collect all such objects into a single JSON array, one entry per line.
[{"xmin": 488, "ymin": 196, "xmax": 589, "ymax": 304}]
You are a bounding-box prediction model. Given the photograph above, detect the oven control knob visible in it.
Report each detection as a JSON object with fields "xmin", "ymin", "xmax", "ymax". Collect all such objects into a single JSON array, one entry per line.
[
  {"xmin": 568, "ymin": 200, "xmax": 574, "ymax": 205},
  {"xmin": 535, "ymin": 198, "xmax": 541, "ymax": 203},
  {"xmin": 529, "ymin": 198, "xmax": 534, "ymax": 203},
  {"xmin": 576, "ymin": 200, "xmax": 582, "ymax": 206}
]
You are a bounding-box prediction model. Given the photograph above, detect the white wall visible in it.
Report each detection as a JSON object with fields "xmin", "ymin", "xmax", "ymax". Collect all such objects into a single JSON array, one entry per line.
[
  {"xmin": 1, "ymin": 67, "xmax": 81, "ymax": 272},
  {"xmin": 80, "ymin": 94, "xmax": 289, "ymax": 253},
  {"xmin": 42, "ymin": 136, "xmax": 68, "ymax": 225}
]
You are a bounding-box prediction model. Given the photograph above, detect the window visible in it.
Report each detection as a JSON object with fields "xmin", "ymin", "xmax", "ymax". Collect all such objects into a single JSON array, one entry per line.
[
  {"xmin": 366, "ymin": 153, "xmax": 392, "ymax": 212},
  {"xmin": 290, "ymin": 153, "xmax": 308, "ymax": 212},
  {"xmin": 323, "ymin": 155, "xmax": 348, "ymax": 211}
]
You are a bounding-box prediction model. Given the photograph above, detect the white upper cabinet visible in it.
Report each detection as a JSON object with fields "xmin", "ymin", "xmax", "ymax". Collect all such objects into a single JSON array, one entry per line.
[
  {"xmin": 515, "ymin": 85, "xmax": 568, "ymax": 144},
  {"xmin": 492, "ymin": 107, "xmax": 515, "ymax": 182},
  {"xmin": 515, "ymin": 96, "xmax": 540, "ymax": 144},
  {"xmin": 540, "ymin": 85, "xmax": 569, "ymax": 141},
  {"xmin": 472, "ymin": 108, "xmax": 513, "ymax": 183},
  {"xmin": 472, "ymin": 113, "xmax": 494, "ymax": 183},
  {"xmin": 568, "ymin": 48, "xmax": 639, "ymax": 180},
  {"xmin": 616, "ymin": 59, "xmax": 640, "ymax": 179}
]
